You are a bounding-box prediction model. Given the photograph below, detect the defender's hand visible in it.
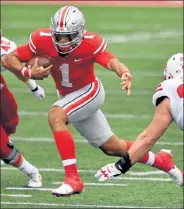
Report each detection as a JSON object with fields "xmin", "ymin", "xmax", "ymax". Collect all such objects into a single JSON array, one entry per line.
[
  {"xmin": 120, "ymin": 71, "xmax": 132, "ymax": 97},
  {"xmin": 95, "ymin": 163, "xmax": 121, "ymax": 182}
]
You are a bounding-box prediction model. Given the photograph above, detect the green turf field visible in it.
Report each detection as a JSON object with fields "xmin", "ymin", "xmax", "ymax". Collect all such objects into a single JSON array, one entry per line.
[{"xmin": 1, "ymin": 3, "xmax": 183, "ymax": 208}]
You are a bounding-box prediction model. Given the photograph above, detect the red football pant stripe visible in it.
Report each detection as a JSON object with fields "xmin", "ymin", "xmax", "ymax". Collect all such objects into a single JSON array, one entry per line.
[{"xmin": 64, "ymin": 80, "xmax": 99, "ymax": 114}]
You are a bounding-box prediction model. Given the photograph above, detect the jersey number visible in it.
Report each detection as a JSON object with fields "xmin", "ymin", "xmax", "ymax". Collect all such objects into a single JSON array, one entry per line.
[
  {"xmin": 60, "ymin": 64, "xmax": 73, "ymax": 87},
  {"xmin": 177, "ymin": 84, "xmax": 184, "ymax": 98}
]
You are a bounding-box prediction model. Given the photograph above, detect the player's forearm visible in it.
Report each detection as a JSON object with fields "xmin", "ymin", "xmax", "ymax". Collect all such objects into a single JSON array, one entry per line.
[
  {"xmin": 2, "ymin": 55, "xmax": 37, "ymax": 90},
  {"xmin": 15, "ymin": 73, "xmax": 29, "ymax": 82},
  {"xmin": 14, "ymin": 74, "xmax": 37, "ymax": 90},
  {"xmin": 2, "ymin": 54, "xmax": 23, "ymax": 76},
  {"xmin": 107, "ymin": 58, "xmax": 130, "ymax": 77},
  {"xmin": 127, "ymin": 130, "xmax": 156, "ymax": 165}
]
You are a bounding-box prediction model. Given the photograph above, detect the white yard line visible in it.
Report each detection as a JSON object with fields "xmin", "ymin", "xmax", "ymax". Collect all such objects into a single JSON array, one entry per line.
[
  {"xmin": 52, "ymin": 176, "xmax": 171, "ymax": 184},
  {"xmin": 96, "ymin": 71, "xmax": 162, "ymax": 77},
  {"xmin": 0, "ymin": 201, "xmax": 165, "ymax": 209},
  {"xmin": 11, "ymin": 88, "xmax": 153, "ymax": 96},
  {"xmin": 11, "ymin": 136, "xmax": 183, "ymax": 146},
  {"xmin": 1, "ymin": 194, "xmax": 32, "ymax": 197},
  {"xmin": 5, "ymin": 187, "xmax": 53, "ymax": 191},
  {"xmin": 111, "ymin": 177, "xmax": 171, "ymax": 182},
  {"xmin": 51, "ymin": 182, "xmax": 128, "ymax": 187},
  {"xmin": 103, "ymin": 31, "xmax": 182, "ymax": 44},
  {"xmin": 18, "ymin": 111, "xmax": 152, "ymax": 119},
  {"xmin": 5, "ymin": 185, "xmax": 126, "ymax": 192},
  {"xmin": 127, "ymin": 170, "xmax": 164, "ymax": 176},
  {"xmin": 2, "ymin": 167, "xmax": 167, "ymax": 176}
]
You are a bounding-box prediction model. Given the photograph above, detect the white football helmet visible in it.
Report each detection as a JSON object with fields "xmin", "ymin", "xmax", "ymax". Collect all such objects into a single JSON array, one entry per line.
[
  {"xmin": 164, "ymin": 53, "xmax": 183, "ymax": 80},
  {"xmin": 50, "ymin": 6, "xmax": 85, "ymax": 54}
]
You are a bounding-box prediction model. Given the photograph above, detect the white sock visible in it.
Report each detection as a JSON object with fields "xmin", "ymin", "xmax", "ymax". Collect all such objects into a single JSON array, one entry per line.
[
  {"xmin": 145, "ymin": 152, "xmax": 155, "ymax": 166},
  {"xmin": 18, "ymin": 157, "xmax": 35, "ymax": 175},
  {"xmin": 62, "ymin": 159, "xmax": 76, "ymax": 167}
]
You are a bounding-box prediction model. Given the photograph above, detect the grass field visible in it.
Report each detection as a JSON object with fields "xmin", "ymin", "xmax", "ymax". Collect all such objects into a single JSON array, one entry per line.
[{"xmin": 1, "ymin": 3, "xmax": 183, "ymax": 208}]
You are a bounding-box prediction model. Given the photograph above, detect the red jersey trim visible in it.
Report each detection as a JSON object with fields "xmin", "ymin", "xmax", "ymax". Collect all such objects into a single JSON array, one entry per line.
[
  {"xmin": 29, "ymin": 34, "xmax": 36, "ymax": 54},
  {"xmin": 94, "ymin": 38, "xmax": 107, "ymax": 55}
]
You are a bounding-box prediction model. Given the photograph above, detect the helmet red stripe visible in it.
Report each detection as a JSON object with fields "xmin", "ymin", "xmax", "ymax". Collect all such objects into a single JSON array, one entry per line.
[{"xmin": 59, "ymin": 6, "xmax": 70, "ymax": 29}]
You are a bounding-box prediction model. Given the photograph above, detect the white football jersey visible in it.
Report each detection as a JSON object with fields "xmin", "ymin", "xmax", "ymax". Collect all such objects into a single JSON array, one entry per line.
[
  {"xmin": 1, "ymin": 37, "xmax": 17, "ymax": 72},
  {"xmin": 152, "ymin": 78, "xmax": 184, "ymax": 131}
]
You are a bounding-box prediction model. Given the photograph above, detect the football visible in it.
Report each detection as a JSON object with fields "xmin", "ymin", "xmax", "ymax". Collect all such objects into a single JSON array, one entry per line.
[{"xmin": 25, "ymin": 56, "xmax": 52, "ymax": 68}]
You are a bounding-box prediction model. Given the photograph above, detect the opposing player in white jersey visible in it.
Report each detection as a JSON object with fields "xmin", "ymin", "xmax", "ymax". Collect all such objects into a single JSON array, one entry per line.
[
  {"xmin": 0, "ymin": 34, "xmax": 43, "ymax": 187},
  {"xmin": 95, "ymin": 53, "xmax": 184, "ymax": 187}
]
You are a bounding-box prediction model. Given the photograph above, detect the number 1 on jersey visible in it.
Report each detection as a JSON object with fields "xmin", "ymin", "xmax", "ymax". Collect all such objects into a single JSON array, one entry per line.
[{"xmin": 60, "ymin": 64, "xmax": 73, "ymax": 87}]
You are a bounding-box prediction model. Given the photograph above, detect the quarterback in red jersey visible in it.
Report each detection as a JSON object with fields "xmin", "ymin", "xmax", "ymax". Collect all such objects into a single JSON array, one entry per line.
[
  {"xmin": 3, "ymin": 6, "xmax": 176, "ymax": 196},
  {"xmin": 15, "ymin": 28, "xmax": 122, "ymax": 96}
]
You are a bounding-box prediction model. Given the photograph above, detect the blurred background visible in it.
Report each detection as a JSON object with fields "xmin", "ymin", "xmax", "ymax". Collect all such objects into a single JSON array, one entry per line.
[{"xmin": 1, "ymin": 1, "xmax": 183, "ymax": 208}]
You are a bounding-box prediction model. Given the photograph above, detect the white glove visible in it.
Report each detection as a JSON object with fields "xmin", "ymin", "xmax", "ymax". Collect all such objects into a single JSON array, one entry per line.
[
  {"xmin": 95, "ymin": 163, "xmax": 121, "ymax": 182},
  {"xmin": 31, "ymin": 85, "xmax": 45, "ymax": 100}
]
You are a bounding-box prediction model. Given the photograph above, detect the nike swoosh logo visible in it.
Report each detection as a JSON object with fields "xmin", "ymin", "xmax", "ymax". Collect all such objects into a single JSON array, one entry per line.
[{"xmin": 74, "ymin": 59, "xmax": 83, "ymax": 62}]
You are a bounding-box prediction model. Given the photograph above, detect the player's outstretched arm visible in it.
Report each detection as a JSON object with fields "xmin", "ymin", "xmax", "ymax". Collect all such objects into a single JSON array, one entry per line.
[
  {"xmin": 95, "ymin": 50, "xmax": 132, "ymax": 96},
  {"xmin": 127, "ymin": 97, "xmax": 173, "ymax": 165},
  {"xmin": 95, "ymin": 97, "xmax": 173, "ymax": 181},
  {"xmin": 115, "ymin": 97, "xmax": 173, "ymax": 174}
]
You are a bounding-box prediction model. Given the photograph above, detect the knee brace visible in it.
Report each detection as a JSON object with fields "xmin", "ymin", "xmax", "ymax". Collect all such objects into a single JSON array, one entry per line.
[{"xmin": 2, "ymin": 141, "xmax": 20, "ymax": 165}]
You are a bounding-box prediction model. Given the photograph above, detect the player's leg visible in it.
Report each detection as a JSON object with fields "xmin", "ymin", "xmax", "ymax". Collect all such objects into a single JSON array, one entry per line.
[
  {"xmin": 48, "ymin": 106, "xmax": 83, "ymax": 195},
  {"xmin": 0, "ymin": 125, "xmax": 42, "ymax": 188},
  {"xmin": 113, "ymin": 139, "xmax": 176, "ymax": 172},
  {"xmin": 0, "ymin": 75, "xmax": 42, "ymax": 187},
  {"xmin": 96, "ymin": 133, "xmax": 183, "ymax": 185},
  {"xmin": 100, "ymin": 132, "xmax": 176, "ymax": 172},
  {"xmin": 0, "ymin": 74, "xmax": 19, "ymax": 135},
  {"xmin": 0, "ymin": 74, "xmax": 18, "ymax": 166},
  {"xmin": 73, "ymin": 109, "xmax": 176, "ymax": 173},
  {"xmin": 49, "ymin": 78, "xmax": 104, "ymax": 196}
]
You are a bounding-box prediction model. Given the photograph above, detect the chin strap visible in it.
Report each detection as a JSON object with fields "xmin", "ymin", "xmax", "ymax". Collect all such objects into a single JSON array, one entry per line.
[{"xmin": 115, "ymin": 152, "xmax": 132, "ymax": 174}]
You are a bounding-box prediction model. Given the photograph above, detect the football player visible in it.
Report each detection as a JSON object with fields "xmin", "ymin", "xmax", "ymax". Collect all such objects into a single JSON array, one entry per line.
[
  {"xmin": 0, "ymin": 33, "xmax": 43, "ymax": 187},
  {"xmin": 95, "ymin": 53, "xmax": 184, "ymax": 187},
  {"xmin": 2, "ymin": 6, "xmax": 180, "ymax": 195}
]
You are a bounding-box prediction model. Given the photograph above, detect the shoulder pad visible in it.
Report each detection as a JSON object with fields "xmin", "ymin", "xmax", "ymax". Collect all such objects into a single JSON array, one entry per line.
[
  {"xmin": 152, "ymin": 79, "xmax": 181, "ymax": 106},
  {"xmin": 29, "ymin": 28, "xmax": 51, "ymax": 54},
  {"xmin": 84, "ymin": 32, "xmax": 107, "ymax": 55}
]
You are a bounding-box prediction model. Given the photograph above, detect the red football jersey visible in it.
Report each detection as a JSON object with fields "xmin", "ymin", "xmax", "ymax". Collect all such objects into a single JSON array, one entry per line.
[{"xmin": 17, "ymin": 28, "xmax": 115, "ymax": 96}]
